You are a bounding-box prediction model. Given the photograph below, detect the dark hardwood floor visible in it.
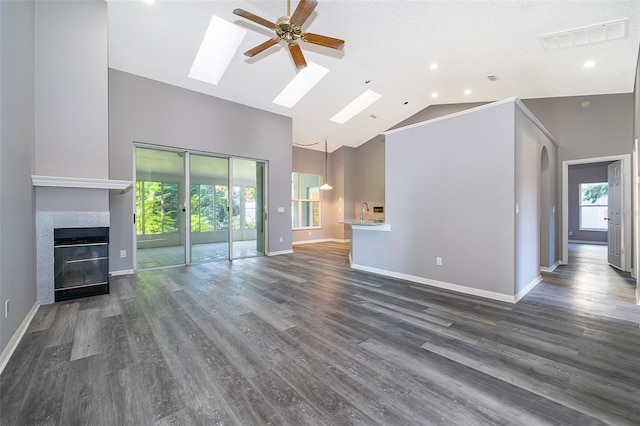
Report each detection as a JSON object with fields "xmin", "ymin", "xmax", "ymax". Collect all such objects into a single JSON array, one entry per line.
[{"xmin": 1, "ymin": 242, "xmax": 639, "ymax": 425}]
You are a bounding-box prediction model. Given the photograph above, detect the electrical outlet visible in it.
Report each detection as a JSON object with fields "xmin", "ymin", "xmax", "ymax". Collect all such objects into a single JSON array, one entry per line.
[
  {"xmin": 120, "ymin": 249, "xmax": 127, "ymax": 258},
  {"xmin": 279, "ymin": 237, "xmax": 283, "ymax": 243},
  {"xmin": 4, "ymin": 299, "xmax": 9, "ymax": 319},
  {"xmin": 568, "ymin": 231, "xmax": 573, "ymax": 236},
  {"xmin": 436, "ymin": 257, "xmax": 443, "ymax": 266}
]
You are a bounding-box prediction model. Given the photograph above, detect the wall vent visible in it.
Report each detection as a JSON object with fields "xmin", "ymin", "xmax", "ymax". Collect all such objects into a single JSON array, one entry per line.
[{"xmin": 539, "ymin": 18, "xmax": 628, "ymax": 50}]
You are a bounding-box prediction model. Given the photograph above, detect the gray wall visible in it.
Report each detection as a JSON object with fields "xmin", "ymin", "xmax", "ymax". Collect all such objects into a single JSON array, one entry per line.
[
  {"xmin": 34, "ymin": 0, "xmax": 108, "ymax": 179},
  {"xmin": 355, "ymin": 100, "xmax": 518, "ymax": 297},
  {"xmin": 635, "ymin": 46, "xmax": 640, "ymax": 300},
  {"xmin": 522, "ymin": 94, "xmax": 633, "ymax": 163},
  {"xmin": 354, "ymin": 135, "xmax": 386, "ymax": 223},
  {"xmin": 0, "ymin": 1, "xmax": 37, "ymax": 354},
  {"xmin": 292, "ymin": 137, "xmax": 386, "ymax": 244},
  {"xmin": 108, "ymin": 70, "xmax": 293, "ymax": 271},
  {"xmin": 567, "ymin": 162, "xmax": 611, "ymax": 243},
  {"xmin": 514, "ymin": 106, "xmax": 558, "ymax": 292}
]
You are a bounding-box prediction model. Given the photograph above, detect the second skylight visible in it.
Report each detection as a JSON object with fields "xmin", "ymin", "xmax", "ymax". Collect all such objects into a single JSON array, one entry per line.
[{"xmin": 273, "ymin": 62, "xmax": 330, "ymax": 108}]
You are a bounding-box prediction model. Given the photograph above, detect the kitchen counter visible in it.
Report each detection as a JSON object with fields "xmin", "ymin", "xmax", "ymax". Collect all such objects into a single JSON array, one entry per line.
[{"xmin": 340, "ymin": 220, "xmax": 391, "ymax": 231}]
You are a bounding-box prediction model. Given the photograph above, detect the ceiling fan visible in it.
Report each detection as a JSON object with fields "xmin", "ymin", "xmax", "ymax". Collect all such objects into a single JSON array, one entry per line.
[{"xmin": 233, "ymin": 0, "xmax": 345, "ymax": 70}]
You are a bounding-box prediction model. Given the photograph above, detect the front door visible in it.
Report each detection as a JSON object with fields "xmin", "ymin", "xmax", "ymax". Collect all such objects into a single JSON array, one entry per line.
[{"xmin": 607, "ymin": 161, "xmax": 623, "ymax": 270}]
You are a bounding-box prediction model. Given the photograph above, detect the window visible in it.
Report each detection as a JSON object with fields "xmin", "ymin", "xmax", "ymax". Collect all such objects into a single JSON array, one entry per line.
[
  {"xmin": 580, "ymin": 182, "xmax": 608, "ymax": 231},
  {"xmin": 292, "ymin": 172, "xmax": 321, "ymax": 228},
  {"xmin": 136, "ymin": 181, "xmax": 179, "ymax": 235}
]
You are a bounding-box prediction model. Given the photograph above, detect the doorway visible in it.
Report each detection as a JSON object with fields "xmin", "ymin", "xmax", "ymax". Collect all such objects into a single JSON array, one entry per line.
[
  {"xmin": 561, "ymin": 155, "xmax": 631, "ymax": 271},
  {"xmin": 134, "ymin": 146, "xmax": 267, "ymax": 269}
]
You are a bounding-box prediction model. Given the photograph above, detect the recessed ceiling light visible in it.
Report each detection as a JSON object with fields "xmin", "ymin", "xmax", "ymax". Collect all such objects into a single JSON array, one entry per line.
[
  {"xmin": 431, "ymin": 92, "xmax": 439, "ymax": 98},
  {"xmin": 584, "ymin": 60, "xmax": 596, "ymax": 68},
  {"xmin": 273, "ymin": 61, "xmax": 329, "ymax": 108},
  {"xmin": 188, "ymin": 15, "xmax": 247, "ymax": 85},
  {"xmin": 464, "ymin": 89, "xmax": 472, "ymax": 95},
  {"xmin": 430, "ymin": 63, "xmax": 438, "ymax": 71},
  {"xmin": 330, "ymin": 89, "xmax": 382, "ymax": 124}
]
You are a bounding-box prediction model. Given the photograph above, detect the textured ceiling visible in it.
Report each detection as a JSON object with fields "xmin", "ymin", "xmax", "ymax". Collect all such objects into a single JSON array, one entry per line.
[{"xmin": 108, "ymin": 1, "xmax": 640, "ymax": 152}]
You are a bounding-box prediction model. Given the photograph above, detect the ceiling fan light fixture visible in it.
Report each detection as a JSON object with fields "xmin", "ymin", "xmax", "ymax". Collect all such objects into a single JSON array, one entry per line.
[
  {"xmin": 273, "ymin": 61, "xmax": 330, "ymax": 108},
  {"xmin": 188, "ymin": 15, "xmax": 246, "ymax": 85}
]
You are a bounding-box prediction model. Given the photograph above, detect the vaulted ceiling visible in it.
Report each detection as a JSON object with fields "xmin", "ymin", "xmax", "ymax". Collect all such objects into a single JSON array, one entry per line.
[{"xmin": 107, "ymin": 1, "xmax": 640, "ymax": 152}]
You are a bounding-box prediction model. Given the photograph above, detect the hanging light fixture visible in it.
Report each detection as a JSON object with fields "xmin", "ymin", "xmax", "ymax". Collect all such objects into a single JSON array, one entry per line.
[{"xmin": 320, "ymin": 139, "xmax": 332, "ymax": 190}]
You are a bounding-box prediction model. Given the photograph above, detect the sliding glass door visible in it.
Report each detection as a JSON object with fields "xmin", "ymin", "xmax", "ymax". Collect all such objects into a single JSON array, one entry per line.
[
  {"xmin": 135, "ymin": 146, "xmax": 266, "ymax": 269},
  {"xmin": 135, "ymin": 147, "xmax": 186, "ymax": 269},
  {"xmin": 190, "ymin": 154, "xmax": 230, "ymax": 263},
  {"xmin": 231, "ymin": 158, "xmax": 266, "ymax": 258}
]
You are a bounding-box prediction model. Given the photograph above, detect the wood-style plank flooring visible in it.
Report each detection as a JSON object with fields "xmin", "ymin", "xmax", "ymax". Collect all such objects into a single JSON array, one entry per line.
[{"xmin": 1, "ymin": 242, "xmax": 639, "ymax": 425}]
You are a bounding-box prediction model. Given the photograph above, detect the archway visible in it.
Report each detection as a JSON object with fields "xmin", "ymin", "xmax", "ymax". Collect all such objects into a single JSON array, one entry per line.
[{"xmin": 539, "ymin": 146, "xmax": 554, "ymax": 270}]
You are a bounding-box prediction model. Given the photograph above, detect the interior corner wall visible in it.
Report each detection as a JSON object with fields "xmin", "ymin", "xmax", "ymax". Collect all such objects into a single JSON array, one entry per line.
[
  {"xmin": 354, "ymin": 135, "xmax": 386, "ymax": 222},
  {"xmin": 0, "ymin": 0, "xmax": 37, "ymax": 354},
  {"xmin": 330, "ymin": 146, "xmax": 357, "ymax": 241},
  {"xmin": 567, "ymin": 162, "xmax": 611, "ymax": 244},
  {"xmin": 34, "ymin": 0, "xmax": 108, "ymax": 179},
  {"xmin": 514, "ymin": 105, "xmax": 558, "ymax": 294},
  {"xmin": 108, "ymin": 69, "xmax": 292, "ymax": 271}
]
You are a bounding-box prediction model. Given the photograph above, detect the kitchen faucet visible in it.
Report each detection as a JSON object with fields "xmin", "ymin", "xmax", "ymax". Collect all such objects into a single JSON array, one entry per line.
[{"xmin": 360, "ymin": 201, "xmax": 369, "ymax": 222}]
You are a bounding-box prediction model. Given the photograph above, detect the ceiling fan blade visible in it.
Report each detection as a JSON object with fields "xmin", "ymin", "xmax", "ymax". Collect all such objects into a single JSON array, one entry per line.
[
  {"xmin": 233, "ymin": 8, "xmax": 276, "ymax": 30},
  {"xmin": 289, "ymin": 43, "xmax": 307, "ymax": 69},
  {"xmin": 244, "ymin": 37, "xmax": 280, "ymax": 57},
  {"xmin": 290, "ymin": 0, "xmax": 318, "ymax": 27},
  {"xmin": 302, "ymin": 32, "xmax": 345, "ymax": 50}
]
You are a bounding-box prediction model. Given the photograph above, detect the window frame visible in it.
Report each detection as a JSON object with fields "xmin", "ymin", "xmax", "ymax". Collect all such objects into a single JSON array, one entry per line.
[
  {"xmin": 579, "ymin": 182, "xmax": 608, "ymax": 232},
  {"xmin": 291, "ymin": 172, "xmax": 322, "ymax": 230}
]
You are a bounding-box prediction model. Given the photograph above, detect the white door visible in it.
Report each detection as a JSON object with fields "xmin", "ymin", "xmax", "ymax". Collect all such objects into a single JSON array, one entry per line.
[{"xmin": 607, "ymin": 161, "xmax": 623, "ymax": 269}]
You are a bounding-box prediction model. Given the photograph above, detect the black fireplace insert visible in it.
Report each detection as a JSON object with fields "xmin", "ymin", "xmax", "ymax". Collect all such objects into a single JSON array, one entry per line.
[{"xmin": 54, "ymin": 227, "xmax": 109, "ymax": 302}]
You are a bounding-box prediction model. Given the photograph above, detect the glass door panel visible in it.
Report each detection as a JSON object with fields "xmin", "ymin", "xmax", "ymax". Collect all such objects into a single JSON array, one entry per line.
[
  {"xmin": 135, "ymin": 147, "xmax": 186, "ymax": 269},
  {"xmin": 190, "ymin": 154, "xmax": 230, "ymax": 263},
  {"xmin": 231, "ymin": 158, "xmax": 265, "ymax": 258}
]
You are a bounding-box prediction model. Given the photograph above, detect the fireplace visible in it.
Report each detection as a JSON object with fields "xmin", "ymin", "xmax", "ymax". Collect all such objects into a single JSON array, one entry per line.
[{"xmin": 54, "ymin": 227, "xmax": 109, "ymax": 302}]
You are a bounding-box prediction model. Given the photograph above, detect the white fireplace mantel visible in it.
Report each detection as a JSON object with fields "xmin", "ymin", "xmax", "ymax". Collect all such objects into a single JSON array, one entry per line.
[{"xmin": 31, "ymin": 175, "xmax": 133, "ymax": 194}]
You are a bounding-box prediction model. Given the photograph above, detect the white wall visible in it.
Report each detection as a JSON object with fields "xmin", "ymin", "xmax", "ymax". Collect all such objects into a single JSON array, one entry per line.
[
  {"xmin": 34, "ymin": 0, "xmax": 108, "ymax": 179},
  {"xmin": 0, "ymin": 0, "xmax": 37, "ymax": 355},
  {"xmin": 108, "ymin": 70, "xmax": 293, "ymax": 271}
]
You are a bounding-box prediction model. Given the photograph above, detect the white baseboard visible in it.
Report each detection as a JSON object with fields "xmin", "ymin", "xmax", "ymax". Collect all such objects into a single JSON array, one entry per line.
[
  {"xmin": 568, "ymin": 240, "xmax": 607, "ymax": 245},
  {"xmin": 267, "ymin": 249, "xmax": 294, "ymax": 256},
  {"xmin": 515, "ymin": 275, "xmax": 542, "ymax": 302},
  {"xmin": 109, "ymin": 269, "xmax": 135, "ymax": 277},
  {"xmin": 292, "ymin": 238, "xmax": 350, "ymax": 246},
  {"xmin": 292, "ymin": 238, "xmax": 333, "ymax": 245},
  {"xmin": 540, "ymin": 261, "xmax": 560, "ymax": 273},
  {"xmin": 350, "ymin": 263, "xmax": 517, "ymax": 303},
  {"xmin": 0, "ymin": 302, "xmax": 40, "ymax": 376}
]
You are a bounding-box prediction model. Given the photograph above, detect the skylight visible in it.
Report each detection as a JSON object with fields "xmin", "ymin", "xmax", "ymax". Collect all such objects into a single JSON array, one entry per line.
[
  {"xmin": 330, "ymin": 89, "xmax": 382, "ymax": 124},
  {"xmin": 273, "ymin": 62, "xmax": 330, "ymax": 108},
  {"xmin": 188, "ymin": 15, "xmax": 246, "ymax": 85}
]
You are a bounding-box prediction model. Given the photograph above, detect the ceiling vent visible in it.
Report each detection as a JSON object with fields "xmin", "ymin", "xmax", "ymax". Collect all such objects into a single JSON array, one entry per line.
[
  {"xmin": 487, "ymin": 75, "xmax": 499, "ymax": 82},
  {"xmin": 539, "ymin": 18, "xmax": 628, "ymax": 50}
]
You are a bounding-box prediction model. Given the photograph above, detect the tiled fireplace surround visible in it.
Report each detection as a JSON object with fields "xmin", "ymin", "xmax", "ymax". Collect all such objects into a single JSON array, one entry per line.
[{"xmin": 35, "ymin": 186, "xmax": 111, "ymax": 304}]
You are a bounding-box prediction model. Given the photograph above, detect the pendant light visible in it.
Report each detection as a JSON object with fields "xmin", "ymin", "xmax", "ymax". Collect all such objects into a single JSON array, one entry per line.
[{"xmin": 319, "ymin": 139, "xmax": 332, "ymax": 190}]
